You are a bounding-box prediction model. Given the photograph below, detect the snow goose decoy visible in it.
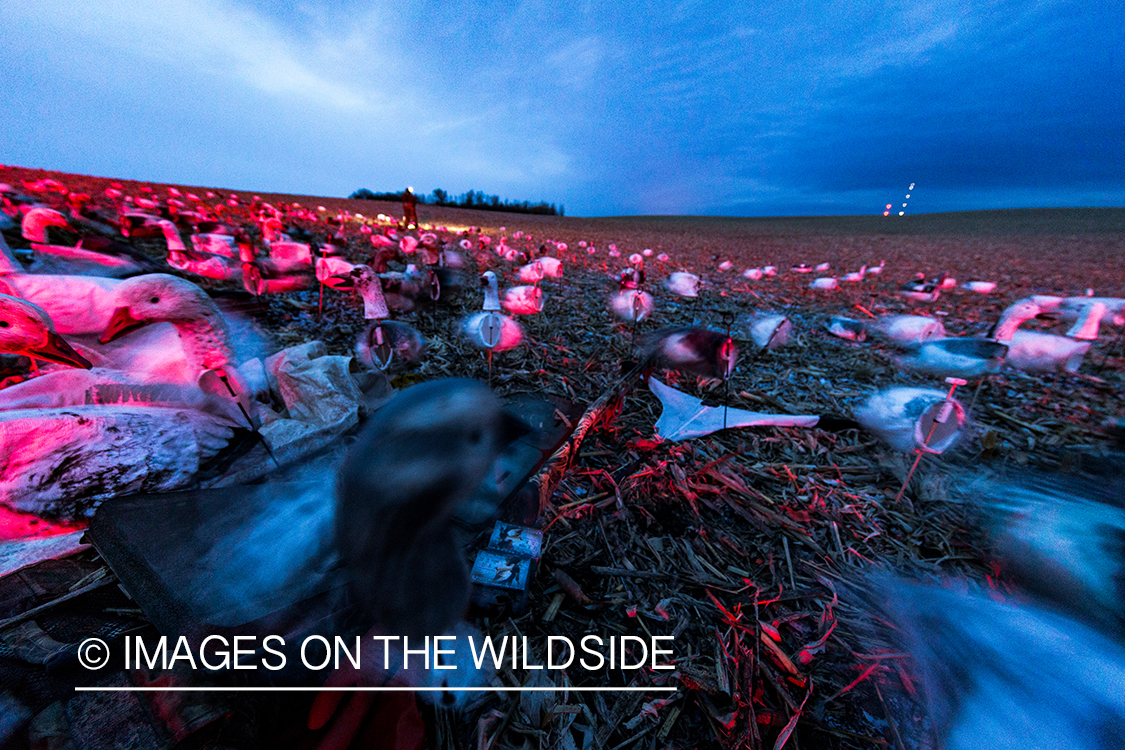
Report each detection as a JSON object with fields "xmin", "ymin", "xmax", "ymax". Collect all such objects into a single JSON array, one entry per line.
[
  {"xmin": 962, "ymin": 280, "xmax": 998, "ymax": 294},
  {"xmin": 870, "ymin": 577, "xmax": 1125, "ymax": 750},
  {"xmin": 826, "ymin": 316, "xmax": 867, "ymax": 342},
  {"xmin": 331, "ymin": 265, "xmax": 426, "ymax": 372},
  {"xmin": 0, "ymin": 294, "xmax": 93, "ymax": 371},
  {"xmin": 742, "ymin": 314, "xmax": 792, "ymax": 351},
  {"xmin": 871, "ymin": 315, "xmax": 946, "ymax": 346},
  {"xmin": 809, "ymin": 276, "xmax": 838, "ymax": 291},
  {"xmin": 841, "ymin": 265, "xmax": 867, "ymax": 283},
  {"xmin": 609, "ymin": 267, "xmax": 654, "ymax": 324},
  {"xmin": 989, "ymin": 299, "xmax": 1104, "ymax": 374},
  {"xmin": 464, "ymin": 272, "xmax": 523, "ymax": 378},
  {"xmin": 666, "ymin": 272, "xmax": 701, "ymax": 298},
  {"xmin": 99, "ymin": 274, "xmax": 256, "ymax": 420},
  {"xmin": 502, "ymin": 285, "xmax": 545, "ymax": 315},
  {"xmin": 742, "ymin": 268, "xmax": 763, "ymax": 281},
  {"xmin": 898, "ymin": 273, "xmax": 941, "ymax": 303}
]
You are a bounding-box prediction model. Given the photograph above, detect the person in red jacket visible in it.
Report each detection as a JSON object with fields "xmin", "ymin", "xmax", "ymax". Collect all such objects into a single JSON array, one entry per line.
[{"xmin": 402, "ymin": 187, "xmax": 418, "ymax": 229}]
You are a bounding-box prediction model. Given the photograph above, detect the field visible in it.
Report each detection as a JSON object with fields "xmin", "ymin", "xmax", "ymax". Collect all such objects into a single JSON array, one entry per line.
[{"xmin": 2, "ymin": 163, "xmax": 1124, "ymax": 749}]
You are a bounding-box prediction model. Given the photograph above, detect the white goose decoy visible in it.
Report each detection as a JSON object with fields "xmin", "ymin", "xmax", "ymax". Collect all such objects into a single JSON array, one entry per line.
[
  {"xmin": 841, "ymin": 265, "xmax": 867, "ymax": 283},
  {"xmin": 898, "ymin": 274, "xmax": 941, "ymax": 302},
  {"xmin": 873, "ymin": 578, "xmax": 1125, "ymax": 750},
  {"xmin": 742, "ymin": 313, "xmax": 792, "ymax": 350},
  {"xmin": 762, "ymin": 265, "xmax": 778, "ymax": 277},
  {"xmin": 610, "ymin": 268, "xmax": 654, "ymax": 323},
  {"xmin": 158, "ymin": 220, "xmax": 242, "ymax": 282},
  {"xmin": 98, "ymin": 274, "xmax": 257, "ymax": 417},
  {"xmin": 826, "ymin": 316, "xmax": 867, "ymax": 342},
  {"xmin": 20, "ymin": 207, "xmax": 70, "ymax": 243},
  {"xmin": 871, "ymin": 315, "xmax": 947, "ymax": 346},
  {"xmin": 502, "ymin": 284, "xmax": 544, "ymax": 315},
  {"xmin": 815, "ymin": 262, "xmax": 831, "ymax": 272},
  {"xmin": 866, "ymin": 260, "xmax": 885, "ymax": 276},
  {"xmin": 989, "ymin": 299, "xmax": 1105, "ymax": 373},
  {"xmin": 464, "ymin": 272, "xmax": 523, "ymax": 353},
  {"xmin": 666, "ymin": 271, "xmax": 701, "ymax": 298},
  {"xmin": 0, "ymin": 294, "xmax": 92, "ymax": 370},
  {"xmin": 332, "ymin": 265, "xmax": 426, "ymax": 372},
  {"xmin": 962, "ymin": 280, "xmax": 998, "ymax": 294},
  {"xmin": 742, "ymin": 268, "xmax": 763, "ymax": 281},
  {"xmin": 809, "ymin": 277, "xmax": 837, "ymax": 291}
]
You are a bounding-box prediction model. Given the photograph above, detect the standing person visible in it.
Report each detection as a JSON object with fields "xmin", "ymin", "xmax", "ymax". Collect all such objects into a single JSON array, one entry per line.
[{"xmin": 402, "ymin": 187, "xmax": 418, "ymax": 229}]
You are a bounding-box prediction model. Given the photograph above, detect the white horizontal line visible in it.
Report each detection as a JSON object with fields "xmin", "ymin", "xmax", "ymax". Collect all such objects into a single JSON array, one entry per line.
[{"xmin": 75, "ymin": 686, "xmax": 678, "ymax": 693}]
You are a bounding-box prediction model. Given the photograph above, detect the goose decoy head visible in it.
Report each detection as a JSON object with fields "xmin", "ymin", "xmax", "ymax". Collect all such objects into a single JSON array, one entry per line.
[
  {"xmin": 335, "ymin": 379, "xmax": 529, "ymax": 638},
  {"xmin": 0, "ymin": 294, "xmax": 93, "ymax": 369},
  {"xmin": 99, "ymin": 274, "xmax": 223, "ymax": 343}
]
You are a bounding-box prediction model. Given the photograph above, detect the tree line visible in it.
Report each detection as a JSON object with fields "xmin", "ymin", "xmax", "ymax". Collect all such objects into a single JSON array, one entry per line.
[{"xmin": 349, "ymin": 188, "xmax": 563, "ymax": 216}]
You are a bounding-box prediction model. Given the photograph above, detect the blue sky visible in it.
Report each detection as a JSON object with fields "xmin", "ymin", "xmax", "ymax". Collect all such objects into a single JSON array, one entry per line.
[{"xmin": 2, "ymin": 0, "xmax": 1122, "ymax": 217}]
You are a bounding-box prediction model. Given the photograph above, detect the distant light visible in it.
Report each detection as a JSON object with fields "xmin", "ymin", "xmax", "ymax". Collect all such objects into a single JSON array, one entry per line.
[
  {"xmin": 905, "ymin": 194, "xmax": 910, "ymax": 199},
  {"xmin": 884, "ymin": 210, "xmax": 891, "ymax": 216},
  {"xmin": 886, "ymin": 204, "xmax": 892, "ymax": 209},
  {"xmin": 909, "ymin": 183, "xmax": 915, "ymax": 190},
  {"xmin": 898, "ymin": 211, "xmax": 905, "ymax": 216}
]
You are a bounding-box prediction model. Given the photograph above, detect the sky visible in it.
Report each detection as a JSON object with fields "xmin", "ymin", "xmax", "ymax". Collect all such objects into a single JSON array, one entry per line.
[{"xmin": 2, "ymin": 0, "xmax": 1122, "ymax": 217}]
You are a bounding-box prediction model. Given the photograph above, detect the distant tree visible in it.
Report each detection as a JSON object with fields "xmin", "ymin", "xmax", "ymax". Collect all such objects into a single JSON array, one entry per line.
[{"xmin": 431, "ymin": 188, "xmax": 449, "ymax": 205}]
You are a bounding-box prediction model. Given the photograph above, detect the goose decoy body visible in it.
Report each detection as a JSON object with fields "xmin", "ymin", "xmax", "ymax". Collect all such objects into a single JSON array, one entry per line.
[
  {"xmin": 962, "ymin": 280, "xmax": 998, "ymax": 294},
  {"xmin": 990, "ymin": 299, "xmax": 1104, "ymax": 373},
  {"xmin": 742, "ymin": 268, "xmax": 763, "ymax": 280},
  {"xmin": 743, "ymin": 314, "xmax": 792, "ymax": 350},
  {"xmin": 871, "ymin": 315, "xmax": 946, "ymax": 346},
  {"xmin": 331, "ymin": 265, "xmax": 427, "ymax": 372},
  {"xmin": 809, "ymin": 277, "xmax": 837, "ymax": 290},
  {"xmin": 335, "ymin": 378, "xmax": 528, "ymax": 638},
  {"xmin": 895, "ymin": 337, "xmax": 1010, "ymax": 379},
  {"xmin": 356, "ymin": 321, "xmax": 426, "ymax": 372},
  {"xmin": 872, "ymin": 577, "xmax": 1125, "ymax": 750},
  {"xmin": 502, "ymin": 285, "xmax": 544, "ymax": 315},
  {"xmin": 464, "ymin": 272, "xmax": 523, "ymax": 352},
  {"xmin": 666, "ymin": 272, "xmax": 701, "ymax": 297},
  {"xmin": 1028, "ymin": 294, "xmax": 1125, "ymax": 328},
  {"xmin": 898, "ymin": 274, "xmax": 941, "ymax": 302},
  {"xmin": 609, "ymin": 268, "xmax": 654, "ymax": 323},
  {"xmin": 641, "ymin": 327, "xmax": 738, "ymax": 379},
  {"xmin": 0, "ymin": 294, "xmax": 93, "ymax": 370},
  {"xmin": 841, "ymin": 266, "xmax": 867, "ymax": 283},
  {"xmin": 826, "ymin": 316, "xmax": 867, "ymax": 342}
]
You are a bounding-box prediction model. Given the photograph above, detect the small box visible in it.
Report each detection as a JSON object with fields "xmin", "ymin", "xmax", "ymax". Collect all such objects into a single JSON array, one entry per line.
[{"xmin": 470, "ymin": 549, "xmax": 535, "ymax": 616}]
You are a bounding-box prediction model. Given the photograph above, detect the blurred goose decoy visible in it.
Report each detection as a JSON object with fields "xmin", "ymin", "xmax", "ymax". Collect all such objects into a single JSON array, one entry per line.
[
  {"xmin": 962, "ymin": 280, "xmax": 998, "ymax": 294},
  {"xmin": 814, "ymin": 262, "xmax": 831, "ymax": 272},
  {"xmin": 641, "ymin": 327, "xmax": 738, "ymax": 379},
  {"xmin": 790, "ymin": 263, "xmax": 813, "ymax": 274},
  {"xmin": 898, "ymin": 274, "xmax": 941, "ymax": 302},
  {"xmin": 610, "ymin": 268, "xmax": 654, "ymax": 323},
  {"xmin": 895, "ymin": 337, "xmax": 1010, "ymax": 380},
  {"xmin": 967, "ymin": 470, "xmax": 1125, "ymax": 636},
  {"xmin": 855, "ymin": 387, "xmax": 967, "ymax": 454},
  {"xmin": 741, "ymin": 313, "xmax": 792, "ymax": 350},
  {"xmin": 502, "ymin": 284, "xmax": 544, "ymax": 315},
  {"xmin": 871, "ymin": 577, "xmax": 1125, "ymax": 750},
  {"xmin": 762, "ymin": 265, "xmax": 778, "ymax": 277},
  {"xmin": 0, "ymin": 294, "xmax": 93, "ymax": 371},
  {"xmin": 826, "ymin": 315, "xmax": 867, "ymax": 342},
  {"xmin": 866, "ymin": 260, "xmax": 885, "ymax": 275},
  {"xmin": 336, "ymin": 379, "xmax": 529, "ymax": 638},
  {"xmin": 742, "ymin": 267, "xmax": 763, "ymax": 281},
  {"xmin": 1026, "ymin": 294, "xmax": 1125, "ymax": 329},
  {"xmin": 666, "ymin": 271, "xmax": 701, "ymax": 297},
  {"xmin": 871, "ymin": 315, "xmax": 946, "ymax": 346},
  {"xmin": 840, "ymin": 265, "xmax": 867, "ymax": 283},
  {"xmin": 809, "ymin": 276, "xmax": 837, "ymax": 291}
]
